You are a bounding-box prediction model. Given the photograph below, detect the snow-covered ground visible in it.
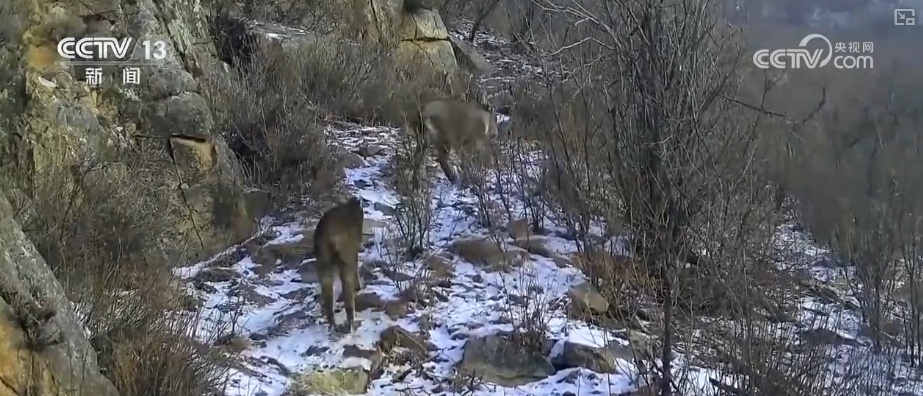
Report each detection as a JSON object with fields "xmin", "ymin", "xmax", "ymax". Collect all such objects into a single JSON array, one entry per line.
[
  {"xmin": 170, "ymin": 21, "xmax": 923, "ymax": 396},
  {"xmin": 174, "ymin": 121, "xmax": 653, "ymax": 395},
  {"xmin": 172, "ymin": 117, "xmax": 923, "ymax": 396}
]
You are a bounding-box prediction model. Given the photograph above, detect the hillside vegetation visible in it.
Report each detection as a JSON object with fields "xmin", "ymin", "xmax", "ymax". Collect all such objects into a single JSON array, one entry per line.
[{"xmin": 0, "ymin": 0, "xmax": 921, "ymax": 395}]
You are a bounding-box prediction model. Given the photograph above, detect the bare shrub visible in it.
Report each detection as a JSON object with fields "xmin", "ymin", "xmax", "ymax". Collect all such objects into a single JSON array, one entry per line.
[
  {"xmin": 464, "ymin": 157, "xmax": 555, "ymax": 352},
  {"xmin": 502, "ymin": 0, "xmax": 546, "ymax": 49},
  {"xmin": 204, "ymin": 32, "xmax": 473, "ymax": 215},
  {"xmin": 101, "ymin": 300, "xmax": 230, "ymax": 396},
  {"xmin": 502, "ymin": 272, "xmax": 558, "ymax": 353},
  {"xmin": 389, "ymin": 119, "xmax": 436, "ymax": 260},
  {"xmin": 203, "ymin": 41, "xmax": 347, "ymax": 214},
  {"xmin": 466, "ymin": 0, "xmax": 503, "ymax": 42},
  {"xmin": 510, "ymin": 1, "xmax": 833, "ymax": 394},
  {"xmin": 507, "ymin": 77, "xmax": 619, "ymax": 248},
  {"xmin": 2, "ymin": 144, "xmax": 230, "ymax": 396},
  {"xmin": 0, "ymin": 0, "xmax": 22, "ymax": 58},
  {"xmin": 785, "ymin": 68, "xmax": 923, "ymax": 355},
  {"xmin": 462, "ymin": 142, "xmax": 501, "ymax": 231},
  {"xmin": 377, "ymin": 227, "xmax": 442, "ymax": 309},
  {"xmin": 505, "ymin": 138, "xmax": 548, "ymax": 234},
  {"xmin": 439, "ymin": 0, "xmax": 475, "ymax": 28},
  {"xmin": 206, "ymin": 0, "xmax": 341, "ymax": 28}
]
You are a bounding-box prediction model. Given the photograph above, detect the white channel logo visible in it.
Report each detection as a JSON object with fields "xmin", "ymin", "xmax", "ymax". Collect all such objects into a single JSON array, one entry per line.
[{"xmin": 753, "ymin": 34, "xmax": 873, "ymax": 70}]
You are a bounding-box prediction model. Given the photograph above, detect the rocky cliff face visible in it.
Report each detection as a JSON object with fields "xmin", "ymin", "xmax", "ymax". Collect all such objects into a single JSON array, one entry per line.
[
  {"xmin": 3, "ymin": 0, "xmax": 255, "ymax": 265},
  {"xmin": 0, "ymin": 190, "xmax": 119, "ymax": 396},
  {"xmin": 0, "ymin": 0, "xmax": 479, "ymax": 392},
  {"xmin": 354, "ymin": 0, "xmax": 458, "ymax": 72},
  {"xmin": 1, "ymin": 0, "xmax": 476, "ymax": 268}
]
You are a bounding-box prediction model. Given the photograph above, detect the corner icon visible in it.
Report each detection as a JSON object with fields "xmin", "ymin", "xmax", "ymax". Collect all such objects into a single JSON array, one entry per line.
[{"xmin": 895, "ymin": 9, "xmax": 916, "ymax": 26}]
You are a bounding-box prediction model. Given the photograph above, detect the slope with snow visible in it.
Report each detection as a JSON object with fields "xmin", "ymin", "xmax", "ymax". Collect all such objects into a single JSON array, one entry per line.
[{"xmin": 171, "ymin": 23, "xmax": 923, "ymax": 396}]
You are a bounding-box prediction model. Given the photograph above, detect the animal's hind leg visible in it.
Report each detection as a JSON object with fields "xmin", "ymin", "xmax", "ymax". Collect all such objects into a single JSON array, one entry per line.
[
  {"xmin": 318, "ymin": 270, "xmax": 337, "ymax": 332},
  {"xmin": 337, "ymin": 257, "xmax": 359, "ymax": 333}
]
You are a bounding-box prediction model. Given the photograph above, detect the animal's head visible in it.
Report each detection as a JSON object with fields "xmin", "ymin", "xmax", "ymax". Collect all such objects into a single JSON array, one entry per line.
[
  {"xmin": 481, "ymin": 105, "xmax": 512, "ymax": 141},
  {"xmin": 475, "ymin": 91, "xmax": 509, "ymax": 140},
  {"xmin": 342, "ymin": 196, "xmax": 364, "ymax": 221}
]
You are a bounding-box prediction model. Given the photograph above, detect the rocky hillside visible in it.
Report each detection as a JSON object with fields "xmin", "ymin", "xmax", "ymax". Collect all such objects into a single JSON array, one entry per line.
[
  {"xmin": 177, "ymin": 22, "xmax": 923, "ymax": 396},
  {"xmin": 0, "ymin": 0, "xmax": 487, "ymax": 393},
  {"xmin": 1, "ymin": 0, "xmax": 923, "ymax": 396}
]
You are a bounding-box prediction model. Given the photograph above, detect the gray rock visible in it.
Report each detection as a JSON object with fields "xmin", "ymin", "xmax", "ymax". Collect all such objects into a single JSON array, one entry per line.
[
  {"xmin": 0, "ymin": 191, "xmax": 119, "ymax": 395},
  {"xmin": 568, "ymin": 282, "xmax": 609, "ymax": 314},
  {"xmin": 458, "ymin": 333, "xmax": 555, "ymax": 387},
  {"xmin": 340, "ymin": 152, "xmax": 367, "ymax": 169},
  {"xmin": 374, "ymin": 201, "xmax": 397, "ymax": 216},
  {"xmin": 559, "ymin": 340, "xmax": 637, "ymax": 373},
  {"xmin": 5, "ymin": 0, "xmax": 254, "ymax": 270},
  {"xmin": 192, "ymin": 267, "xmax": 240, "ymax": 283},
  {"xmin": 147, "ymin": 68, "xmax": 198, "ymax": 100},
  {"xmin": 357, "ymin": 144, "xmax": 384, "ymax": 157},
  {"xmin": 449, "ymin": 35, "xmax": 497, "ymax": 76},
  {"xmin": 145, "ymin": 92, "xmax": 214, "ymax": 138},
  {"xmin": 253, "ymin": 236, "xmax": 314, "ymax": 267},
  {"xmin": 353, "ymin": 291, "xmax": 410, "ymax": 319}
]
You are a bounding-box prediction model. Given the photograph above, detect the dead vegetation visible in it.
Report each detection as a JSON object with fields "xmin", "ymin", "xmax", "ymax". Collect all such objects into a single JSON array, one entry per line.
[
  {"xmin": 433, "ymin": 0, "xmax": 923, "ymax": 395},
  {"xmin": 30, "ymin": 3, "xmax": 923, "ymax": 396},
  {"xmin": 203, "ymin": 2, "xmax": 487, "ymax": 217},
  {"xmin": 0, "ymin": 140, "xmax": 232, "ymax": 396},
  {"xmin": 1, "ymin": 0, "xmax": 920, "ymax": 394}
]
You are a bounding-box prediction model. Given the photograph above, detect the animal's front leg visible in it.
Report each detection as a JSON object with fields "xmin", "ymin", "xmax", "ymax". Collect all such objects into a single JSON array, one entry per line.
[{"xmin": 436, "ymin": 146, "xmax": 460, "ymax": 185}]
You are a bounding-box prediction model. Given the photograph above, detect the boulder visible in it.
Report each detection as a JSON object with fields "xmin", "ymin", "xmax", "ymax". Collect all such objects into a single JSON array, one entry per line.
[
  {"xmin": 350, "ymin": 0, "xmax": 458, "ymax": 73},
  {"xmin": 236, "ymin": 2, "xmax": 463, "ymax": 75},
  {"xmin": 449, "ymin": 35, "xmax": 497, "ymax": 76},
  {"xmin": 378, "ymin": 325, "xmax": 428, "ymax": 357},
  {"xmin": 0, "ymin": 190, "xmax": 118, "ymax": 396},
  {"xmin": 458, "ymin": 333, "xmax": 556, "ymax": 387},
  {"xmin": 558, "ymin": 340, "xmax": 637, "ymax": 373},
  {"xmin": 353, "ymin": 291, "xmax": 410, "ymax": 319},
  {"xmin": 568, "ymin": 282, "xmax": 609, "ymax": 314},
  {"xmin": 288, "ymin": 367, "xmax": 372, "ymax": 395},
  {"xmin": 449, "ymin": 238, "xmax": 528, "ymax": 271},
  {"xmin": 162, "ymin": 136, "xmax": 255, "ymax": 263}
]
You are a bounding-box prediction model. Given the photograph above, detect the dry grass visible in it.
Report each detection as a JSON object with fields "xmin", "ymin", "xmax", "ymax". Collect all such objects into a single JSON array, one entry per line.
[
  {"xmin": 458, "ymin": 3, "xmax": 923, "ymax": 394},
  {"xmin": 1, "ymin": 4, "xmax": 231, "ymax": 395},
  {"xmin": 285, "ymin": 369, "xmax": 366, "ymax": 395},
  {"xmin": 203, "ymin": 4, "xmax": 479, "ymax": 217},
  {"xmin": 1, "ymin": 143, "xmax": 230, "ymax": 396}
]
